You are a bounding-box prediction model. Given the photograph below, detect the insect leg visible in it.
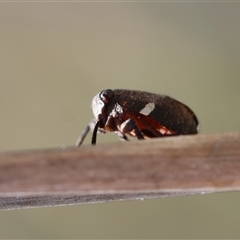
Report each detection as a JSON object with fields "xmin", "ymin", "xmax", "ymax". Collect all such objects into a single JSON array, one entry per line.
[
  {"xmin": 91, "ymin": 120, "xmax": 101, "ymax": 145},
  {"xmin": 115, "ymin": 131, "xmax": 129, "ymax": 141},
  {"xmin": 76, "ymin": 119, "xmax": 99, "ymax": 146},
  {"xmin": 76, "ymin": 125, "xmax": 90, "ymax": 147},
  {"xmin": 120, "ymin": 118, "xmax": 144, "ymax": 140}
]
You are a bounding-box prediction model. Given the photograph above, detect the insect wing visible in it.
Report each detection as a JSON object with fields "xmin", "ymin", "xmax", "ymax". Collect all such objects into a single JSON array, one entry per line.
[{"xmin": 113, "ymin": 89, "xmax": 198, "ymax": 135}]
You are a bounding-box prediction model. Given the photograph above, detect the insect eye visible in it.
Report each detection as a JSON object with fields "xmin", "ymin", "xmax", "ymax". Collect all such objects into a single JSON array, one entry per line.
[{"xmin": 100, "ymin": 89, "xmax": 113, "ymax": 104}]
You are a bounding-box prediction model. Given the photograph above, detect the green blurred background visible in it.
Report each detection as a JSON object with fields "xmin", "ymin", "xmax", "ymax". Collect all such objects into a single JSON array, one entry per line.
[{"xmin": 1, "ymin": 2, "xmax": 240, "ymax": 238}]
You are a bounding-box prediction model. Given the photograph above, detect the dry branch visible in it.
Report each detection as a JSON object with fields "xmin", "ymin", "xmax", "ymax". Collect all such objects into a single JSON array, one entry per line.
[{"xmin": 0, "ymin": 132, "xmax": 240, "ymax": 210}]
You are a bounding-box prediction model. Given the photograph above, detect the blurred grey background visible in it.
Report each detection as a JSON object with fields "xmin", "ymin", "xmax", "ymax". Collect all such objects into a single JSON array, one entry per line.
[{"xmin": 1, "ymin": 2, "xmax": 240, "ymax": 238}]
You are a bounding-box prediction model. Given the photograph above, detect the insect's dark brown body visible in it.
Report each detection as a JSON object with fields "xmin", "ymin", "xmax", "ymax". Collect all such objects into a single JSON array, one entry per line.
[
  {"xmin": 110, "ymin": 90, "xmax": 198, "ymax": 135},
  {"xmin": 76, "ymin": 89, "xmax": 199, "ymax": 146}
]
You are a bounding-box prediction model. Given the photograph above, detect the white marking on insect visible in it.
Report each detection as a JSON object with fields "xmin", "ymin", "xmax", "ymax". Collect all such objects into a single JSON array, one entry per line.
[{"xmin": 139, "ymin": 102, "xmax": 155, "ymax": 116}]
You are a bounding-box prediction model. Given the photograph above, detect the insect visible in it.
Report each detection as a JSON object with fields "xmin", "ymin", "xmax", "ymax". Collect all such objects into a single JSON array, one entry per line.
[{"xmin": 76, "ymin": 89, "xmax": 199, "ymax": 146}]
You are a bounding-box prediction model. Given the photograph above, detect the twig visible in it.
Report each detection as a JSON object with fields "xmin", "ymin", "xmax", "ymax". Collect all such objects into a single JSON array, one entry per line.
[{"xmin": 0, "ymin": 132, "xmax": 240, "ymax": 210}]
